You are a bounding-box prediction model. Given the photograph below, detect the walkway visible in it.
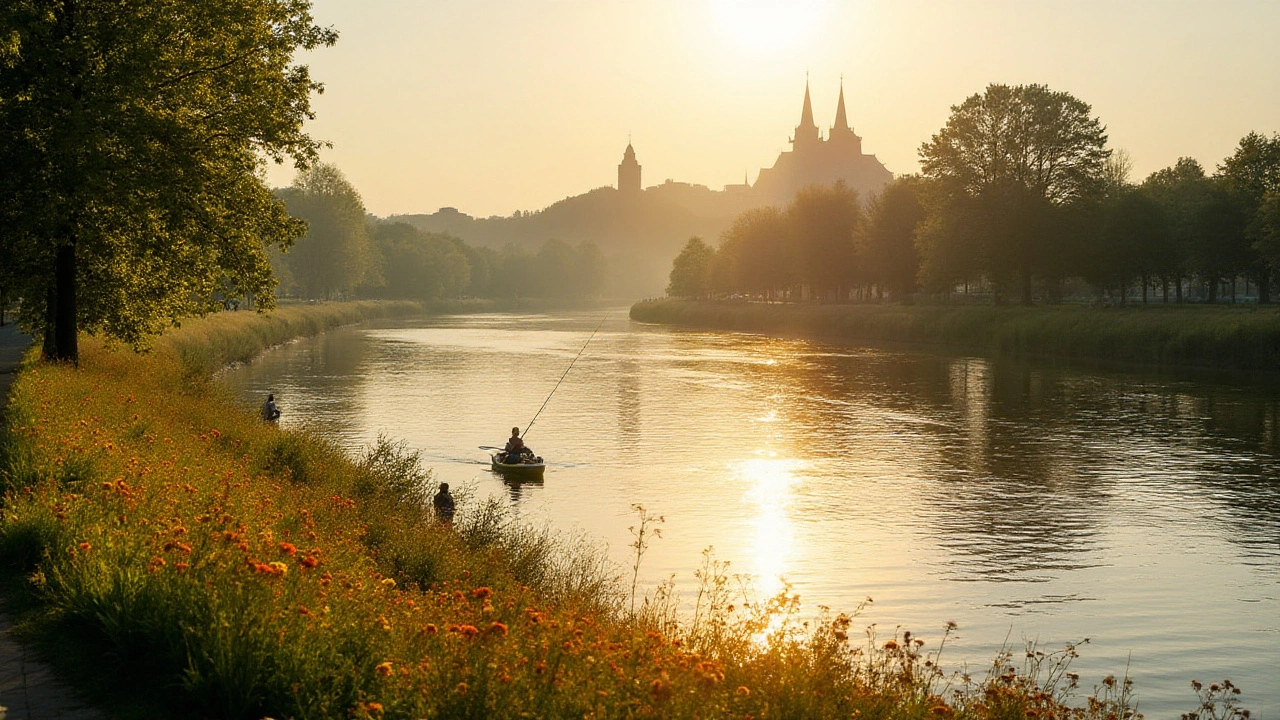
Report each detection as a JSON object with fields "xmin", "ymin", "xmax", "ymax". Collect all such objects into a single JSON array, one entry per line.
[{"xmin": 0, "ymin": 325, "xmax": 106, "ymax": 719}]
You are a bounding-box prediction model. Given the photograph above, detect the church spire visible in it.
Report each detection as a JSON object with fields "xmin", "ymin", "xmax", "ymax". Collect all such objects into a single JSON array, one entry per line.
[
  {"xmin": 799, "ymin": 76, "xmax": 816, "ymax": 130},
  {"xmin": 792, "ymin": 75, "xmax": 820, "ymax": 149},
  {"xmin": 833, "ymin": 76, "xmax": 849, "ymax": 131}
]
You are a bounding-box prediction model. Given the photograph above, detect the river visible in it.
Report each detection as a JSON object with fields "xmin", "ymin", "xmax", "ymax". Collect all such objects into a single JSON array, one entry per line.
[{"xmin": 222, "ymin": 309, "xmax": 1280, "ymax": 718}]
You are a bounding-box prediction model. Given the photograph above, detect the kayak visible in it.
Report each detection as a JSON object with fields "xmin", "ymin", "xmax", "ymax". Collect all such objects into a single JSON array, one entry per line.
[{"xmin": 490, "ymin": 451, "xmax": 546, "ymax": 476}]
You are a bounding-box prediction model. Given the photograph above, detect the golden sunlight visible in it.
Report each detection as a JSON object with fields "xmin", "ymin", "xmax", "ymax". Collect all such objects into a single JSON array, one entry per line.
[
  {"xmin": 740, "ymin": 456, "xmax": 800, "ymax": 598},
  {"xmin": 709, "ymin": 0, "xmax": 827, "ymax": 55}
]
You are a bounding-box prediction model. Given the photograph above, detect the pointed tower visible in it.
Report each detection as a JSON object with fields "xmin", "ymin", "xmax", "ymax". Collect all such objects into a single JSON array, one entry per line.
[
  {"xmin": 828, "ymin": 78, "xmax": 862, "ymax": 153},
  {"xmin": 792, "ymin": 78, "xmax": 821, "ymax": 152},
  {"xmin": 618, "ymin": 141, "xmax": 641, "ymax": 194}
]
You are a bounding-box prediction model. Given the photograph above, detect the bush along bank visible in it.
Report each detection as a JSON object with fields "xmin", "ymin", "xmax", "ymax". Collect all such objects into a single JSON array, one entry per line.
[
  {"xmin": 0, "ymin": 305, "xmax": 1240, "ymax": 719},
  {"xmin": 631, "ymin": 299, "xmax": 1280, "ymax": 372}
]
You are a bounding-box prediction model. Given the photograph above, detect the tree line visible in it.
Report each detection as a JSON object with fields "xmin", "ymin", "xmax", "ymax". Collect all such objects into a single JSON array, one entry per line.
[
  {"xmin": 669, "ymin": 84, "xmax": 1280, "ymax": 306},
  {"xmin": 272, "ymin": 164, "xmax": 606, "ymax": 304}
]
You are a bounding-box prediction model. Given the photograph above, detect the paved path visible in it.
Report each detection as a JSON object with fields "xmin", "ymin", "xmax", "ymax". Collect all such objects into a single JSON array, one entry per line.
[{"xmin": 0, "ymin": 325, "xmax": 106, "ymax": 719}]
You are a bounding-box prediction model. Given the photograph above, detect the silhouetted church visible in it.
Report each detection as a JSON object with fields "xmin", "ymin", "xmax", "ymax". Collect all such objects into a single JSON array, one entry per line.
[
  {"xmin": 751, "ymin": 79, "xmax": 893, "ymax": 205},
  {"xmin": 615, "ymin": 80, "xmax": 891, "ymax": 206}
]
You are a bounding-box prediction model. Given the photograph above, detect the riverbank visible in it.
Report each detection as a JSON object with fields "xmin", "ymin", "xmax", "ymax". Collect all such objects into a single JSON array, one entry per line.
[
  {"xmin": 630, "ymin": 299, "xmax": 1280, "ymax": 371},
  {"xmin": 0, "ymin": 302, "xmax": 1183, "ymax": 718}
]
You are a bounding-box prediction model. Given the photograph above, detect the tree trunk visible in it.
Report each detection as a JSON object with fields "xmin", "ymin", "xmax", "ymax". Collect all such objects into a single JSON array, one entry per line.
[
  {"xmin": 51, "ymin": 242, "xmax": 78, "ymax": 364},
  {"xmin": 1176, "ymin": 277, "xmax": 1183, "ymax": 303},
  {"xmin": 1162, "ymin": 277, "xmax": 1169, "ymax": 304},
  {"xmin": 1260, "ymin": 274, "xmax": 1271, "ymax": 304},
  {"xmin": 1141, "ymin": 274, "xmax": 1149, "ymax": 304},
  {"xmin": 1231, "ymin": 277, "xmax": 1237, "ymax": 304},
  {"xmin": 42, "ymin": 283, "xmax": 57, "ymax": 358}
]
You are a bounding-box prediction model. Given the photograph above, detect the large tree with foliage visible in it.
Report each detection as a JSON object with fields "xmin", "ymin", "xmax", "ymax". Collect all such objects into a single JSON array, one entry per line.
[
  {"xmin": 0, "ymin": 0, "xmax": 335, "ymax": 361},
  {"xmin": 1217, "ymin": 131, "xmax": 1280, "ymax": 302},
  {"xmin": 860, "ymin": 177, "xmax": 928, "ymax": 299},
  {"xmin": 280, "ymin": 164, "xmax": 373, "ymax": 300},
  {"xmin": 788, "ymin": 182, "xmax": 863, "ymax": 301},
  {"xmin": 666, "ymin": 237, "xmax": 714, "ymax": 298},
  {"xmin": 919, "ymin": 84, "xmax": 1110, "ymax": 303}
]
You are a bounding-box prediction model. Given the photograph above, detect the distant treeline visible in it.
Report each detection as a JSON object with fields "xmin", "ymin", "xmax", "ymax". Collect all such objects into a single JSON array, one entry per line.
[
  {"xmin": 271, "ymin": 165, "xmax": 606, "ymax": 302},
  {"xmin": 668, "ymin": 84, "xmax": 1280, "ymax": 306}
]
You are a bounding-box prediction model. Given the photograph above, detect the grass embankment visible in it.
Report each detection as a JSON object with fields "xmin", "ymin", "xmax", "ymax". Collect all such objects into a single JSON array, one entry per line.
[
  {"xmin": 631, "ymin": 299, "xmax": 1280, "ymax": 371},
  {"xmin": 0, "ymin": 303, "xmax": 1180, "ymax": 718}
]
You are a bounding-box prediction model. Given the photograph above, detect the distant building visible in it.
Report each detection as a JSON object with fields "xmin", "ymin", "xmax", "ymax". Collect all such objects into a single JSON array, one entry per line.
[
  {"xmin": 618, "ymin": 142, "xmax": 641, "ymax": 194},
  {"xmin": 751, "ymin": 80, "xmax": 893, "ymax": 205}
]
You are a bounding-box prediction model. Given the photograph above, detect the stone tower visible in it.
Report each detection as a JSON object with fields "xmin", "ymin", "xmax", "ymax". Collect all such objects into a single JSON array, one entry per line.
[{"xmin": 618, "ymin": 142, "xmax": 641, "ymax": 194}]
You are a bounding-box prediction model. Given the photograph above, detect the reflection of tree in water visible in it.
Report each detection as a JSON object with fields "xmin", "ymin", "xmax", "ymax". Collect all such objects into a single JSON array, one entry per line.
[{"xmin": 615, "ymin": 332, "xmax": 642, "ymax": 453}]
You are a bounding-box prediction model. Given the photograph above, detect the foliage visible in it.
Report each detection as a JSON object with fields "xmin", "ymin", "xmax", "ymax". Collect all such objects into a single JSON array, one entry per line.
[
  {"xmin": 0, "ymin": 0, "xmax": 336, "ymax": 360},
  {"xmin": 859, "ymin": 176, "xmax": 929, "ymax": 298},
  {"xmin": 280, "ymin": 164, "xmax": 374, "ymax": 300},
  {"xmin": 367, "ymin": 223, "xmax": 470, "ymax": 301},
  {"xmin": 665, "ymin": 237, "xmax": 715, "ymax": 298},
  {"xmin": 918, "ymin": 83, "xmax": 1110, "ymax": 303}
]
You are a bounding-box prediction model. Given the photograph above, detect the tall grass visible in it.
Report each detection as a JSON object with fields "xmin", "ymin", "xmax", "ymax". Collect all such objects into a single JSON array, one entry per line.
[
  {"xmin": 0, "ymin": 303, "xmax": 1215, "ymax": 718},
  {"xmin": 630, "ymin": 300, "xmax": 1280, "ymax": 371}
]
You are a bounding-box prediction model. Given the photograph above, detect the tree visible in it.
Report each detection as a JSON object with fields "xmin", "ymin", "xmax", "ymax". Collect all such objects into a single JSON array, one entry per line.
[
  {"xmin": 717, "ymin": 207, "xmax": 793, "ymax": 298},
  {"xmin": 1252, "ymin": 191, "xmax": 1280, "ymax": 272},
  {"xmin": 860, "ymin": 177, "xmax": 928, "ymax": 299},
  {"xmin": 666, "ymin": 237, "xmax": 714, "ymax": 298},
  {"xmin": 0, "ymin": 0, "xmax": 335, "ymax": 361},
  {"xmin": 1083, "ymin": 189, "xmax": 1170, "ymax": 303},
  {"xmin": 368, "ymin": 222, "xmax": 470, "ymax": 301},
  {"xmin": 788, "ymin": 182, "xmax": 863, "ymax": 301},
  {"xmin": 281, "ymin": 164, "xmax": 373, "ymax": 300},
  {"xmin": 1218, "ymin": 131, "xmax": 1280, "ymax": 302},
  {"xmin": 919, "ymin": 84, "xmax": 1110, "ymax": 303},
  {"xmin": 1143, "ymin": 158, "xmax": 1208, "ymax": 302}
]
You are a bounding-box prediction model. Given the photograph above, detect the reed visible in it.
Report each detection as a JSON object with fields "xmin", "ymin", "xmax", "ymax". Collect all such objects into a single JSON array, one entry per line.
[
  {"xmin": 631, "ymin": 299, "xmax": 1280, "ymax": 371},
  {"xmin": 0, "ymin": 303, "xmax": 1223, "ymax": 718}
]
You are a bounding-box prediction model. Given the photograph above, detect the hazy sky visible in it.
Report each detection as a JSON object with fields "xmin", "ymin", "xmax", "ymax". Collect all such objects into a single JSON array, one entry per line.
[{"xmin": 264, "ymin": 0, "xmax": 1280, "ymax": 218}]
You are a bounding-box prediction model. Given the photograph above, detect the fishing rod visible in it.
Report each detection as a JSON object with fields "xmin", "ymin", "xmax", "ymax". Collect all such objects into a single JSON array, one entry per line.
[{"xmin": 521, "ymin": 312, "xmax": 609, "ymax": 440}]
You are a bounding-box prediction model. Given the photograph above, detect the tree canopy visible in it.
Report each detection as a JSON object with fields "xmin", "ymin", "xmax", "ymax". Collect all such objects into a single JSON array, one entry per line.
[{"xmin": 0, "ymin": 0, "xmax": 336, "ymax": 360}]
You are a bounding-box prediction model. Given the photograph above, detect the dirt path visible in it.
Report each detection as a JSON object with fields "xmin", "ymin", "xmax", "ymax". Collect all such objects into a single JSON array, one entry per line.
[{"xmin": 0, "ymin": 326, "xmax": 106, "ymax": 719}]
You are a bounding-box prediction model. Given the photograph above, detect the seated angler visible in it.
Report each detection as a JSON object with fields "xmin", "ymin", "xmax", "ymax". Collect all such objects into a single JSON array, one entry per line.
[{"xmin": 504, "ymin": 426, "xmax": 532, "ymax": 463}]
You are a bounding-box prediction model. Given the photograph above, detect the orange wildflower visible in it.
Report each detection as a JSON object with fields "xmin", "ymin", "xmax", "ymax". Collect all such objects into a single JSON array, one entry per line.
[
  {"xmin": 471, "ymin": 587, "xmax": 493, "ymax": 599},
  {"xmin": 488, "ymin": 622, "xmax": 509, "ymax": 637},
  {"xmin": 375, "ymin": 661, "xmax": 393, "ymax": 677},
  {"xmin": 279, "ymin": 542, "xmax": 297, "ymax": 557},
  {"xmin": 455, "ymin": 682, "xmax": 469, "ymax": 695}
]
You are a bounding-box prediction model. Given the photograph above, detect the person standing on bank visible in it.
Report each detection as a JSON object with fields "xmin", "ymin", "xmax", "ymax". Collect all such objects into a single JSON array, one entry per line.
[
  {"xmin": 261, "ymin": 394, "xmax": 281, "ymax": 422},
  {"xmin": 433, "ymin": 482, "xmax": 456, "ymax": 524}
]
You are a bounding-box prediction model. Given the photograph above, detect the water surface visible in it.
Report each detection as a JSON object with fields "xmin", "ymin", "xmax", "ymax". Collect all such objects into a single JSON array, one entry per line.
[{"xmin": 223, "ymin": 311, "xmax": 1280, "ymax": 717}]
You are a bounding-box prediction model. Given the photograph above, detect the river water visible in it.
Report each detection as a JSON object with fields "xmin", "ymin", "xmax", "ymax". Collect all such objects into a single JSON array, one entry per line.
[{"xmin": 222, "ymin": 310, "xmax": 1280, "ymax": 717}]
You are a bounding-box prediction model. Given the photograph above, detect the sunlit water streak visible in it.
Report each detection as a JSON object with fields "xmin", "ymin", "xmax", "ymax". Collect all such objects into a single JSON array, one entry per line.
[{"xmin": 223, "ymin": 310, "xmax": 1280, "ymax": 718}]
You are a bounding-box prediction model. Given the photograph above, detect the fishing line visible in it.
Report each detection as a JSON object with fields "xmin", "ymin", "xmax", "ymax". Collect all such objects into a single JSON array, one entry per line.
[{"xmin": 522, "ymin": 312, "xmax": 609, "ymax": 440}]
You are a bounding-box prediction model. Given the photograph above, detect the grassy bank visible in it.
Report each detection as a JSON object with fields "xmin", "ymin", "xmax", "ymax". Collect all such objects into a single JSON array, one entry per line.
[
  {"xmin": 0, "ymin": 303, "xmax": 1214, "ymax": 718},
  {"xmin": 631, "ymin": 299, "xmax": 1280, "ymax": 371}
]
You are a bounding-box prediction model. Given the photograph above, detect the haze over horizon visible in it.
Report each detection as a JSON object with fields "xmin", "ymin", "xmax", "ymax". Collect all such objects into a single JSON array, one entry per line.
[{"xmin": 265, "ymin": 0, "xmax": 1280, "ymax": 219}]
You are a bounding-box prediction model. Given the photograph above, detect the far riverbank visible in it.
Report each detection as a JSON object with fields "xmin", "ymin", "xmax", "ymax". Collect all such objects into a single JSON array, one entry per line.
[{"xmin": 630, "ymin": 299, "xmax": 1280, "ymax": 371}]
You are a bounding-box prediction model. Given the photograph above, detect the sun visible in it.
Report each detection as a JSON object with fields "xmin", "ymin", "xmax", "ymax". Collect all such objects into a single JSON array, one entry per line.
[{"xmin": 709, "ymin": 0, "xmax": 827, "ymax": 55}]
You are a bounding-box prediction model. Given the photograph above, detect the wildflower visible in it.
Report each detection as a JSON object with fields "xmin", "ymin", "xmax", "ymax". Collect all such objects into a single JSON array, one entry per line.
[
  {"xmin": 471, "ymin": 587, "xmax": 493, "ymax": 599},
  {"xmin": 269, "ymin": 561, "xmax": 288, "ymax": 575},
  {"xmin": 499, "ymin": 673, "xmax": 512, "ymax": 683},
  {"xmin": 298, "ymin": 606, "xmax": 314, "ymax": 618},
  {"xmin": 376, "ymin": 662, "xmax": 393, "ymax": 677},
  {"xmin": 279, "ymin": 542, "xmax": 297, "ymax": 557},
  {"xmin": 455, "ymin": 682, "xmax": 469, "ymax": 695},
  {"xmin": 945, "ymin": 620, "xmax": 958, "ymax": 631},
  {"xmin": 381, "ymin": 578, "xmax": 396, "ymax": 589},
  {"xmin": 175, "ymin": 562, "xmax": 190, "ymax": 574},
  {"xmin": 378, "ymin": 615, "xmax": 391, "ymax": 631},
  {"xmin": 736, "ymin": 686, "xmax": 751, "ymax": 696},
  {"xmin": 423, "ymin": 624, "xmax": 439, "ymax": 635},
  {"xmin": 489, "ymin": 622, "xmax": 509, "ymax": 637},
  {"xmin": 457, "ymin": 625, "xmax": 479, "ymax": 638},
  {"xmin": 361, "ymin": 702, "xmax": 384, "ymax": 717},
  {"xmin": 147, "ymin": 556, "xmax": 166, "ymax": 573},
  {"xmin": 300, "ymin": 555, "xmax": 319, "ymax": 569},
  {"xmin": 78, "ymin": 542, "xmax": 91, "ymax": 553},
  {"xmin": 883, "ymin": 640, "xmax": 899, "ymax": 651}
]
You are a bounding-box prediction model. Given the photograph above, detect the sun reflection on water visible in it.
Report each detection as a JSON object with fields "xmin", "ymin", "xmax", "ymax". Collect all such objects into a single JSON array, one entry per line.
[{"xmin": 739, "ymin": 456, "xmax": 801, "ymax": 599}]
